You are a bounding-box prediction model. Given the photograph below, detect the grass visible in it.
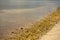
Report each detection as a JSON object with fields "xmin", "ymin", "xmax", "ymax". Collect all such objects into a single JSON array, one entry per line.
[{"xmin": 4, "ymin": 7, "xmax": 60, "ymax": 40}]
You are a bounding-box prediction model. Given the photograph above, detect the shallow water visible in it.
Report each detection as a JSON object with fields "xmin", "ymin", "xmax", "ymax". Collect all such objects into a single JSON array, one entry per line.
[
  {"xmin": 0, "ymin": 1, "xmax": 60, "ymax": 39},
  {"xmin": 0, "ymin": 6, "xmax": 56, "ymax": 39}
]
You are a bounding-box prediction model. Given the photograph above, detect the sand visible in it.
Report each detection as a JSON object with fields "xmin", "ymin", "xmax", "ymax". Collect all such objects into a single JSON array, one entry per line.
[{"xmin": 40, "ymin": 22, "xmax": 60, "ymax": 40}]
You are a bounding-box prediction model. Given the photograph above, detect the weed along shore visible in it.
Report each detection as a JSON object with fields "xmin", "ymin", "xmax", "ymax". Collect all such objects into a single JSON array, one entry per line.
[{"xmin": 4, "ymin": 7, "xmax": 60, "ymax": 40}]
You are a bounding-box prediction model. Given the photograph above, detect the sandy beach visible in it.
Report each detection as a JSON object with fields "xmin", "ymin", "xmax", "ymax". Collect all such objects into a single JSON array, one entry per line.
[{"xmin": 40, "ymin": 22, "xmax": 60, "ymax": 40}]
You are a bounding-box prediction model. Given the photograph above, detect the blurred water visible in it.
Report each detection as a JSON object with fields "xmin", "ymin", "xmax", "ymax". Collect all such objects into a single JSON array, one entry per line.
[
  {"xmin": 0, "ymin": 0, "xmax": 60, "ymax": 39},
  {"xmin": 0, "ymin": 1, "xmax": 60, "ymax": 9}
]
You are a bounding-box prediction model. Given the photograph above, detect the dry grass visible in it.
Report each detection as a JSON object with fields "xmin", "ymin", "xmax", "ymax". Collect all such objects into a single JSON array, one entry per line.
[{"xmin": 4, "ymin": 7, "xmax": 60, "ymax": 40}]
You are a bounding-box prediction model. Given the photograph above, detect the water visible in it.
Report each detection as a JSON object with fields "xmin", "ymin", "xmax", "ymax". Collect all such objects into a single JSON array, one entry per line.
[
  {"xmin": 0, "ymin": 0, "xmax": 60, "ymax": 39},
  {"xmin": 0, "ymin": 1, "xmax": 60, "ymax": 9}
]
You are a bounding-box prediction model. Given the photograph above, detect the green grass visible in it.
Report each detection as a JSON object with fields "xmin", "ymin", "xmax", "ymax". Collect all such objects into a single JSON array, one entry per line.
[{"xmin": 5, "ymin": 7, "xmax": 60, "ymax": 40}]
